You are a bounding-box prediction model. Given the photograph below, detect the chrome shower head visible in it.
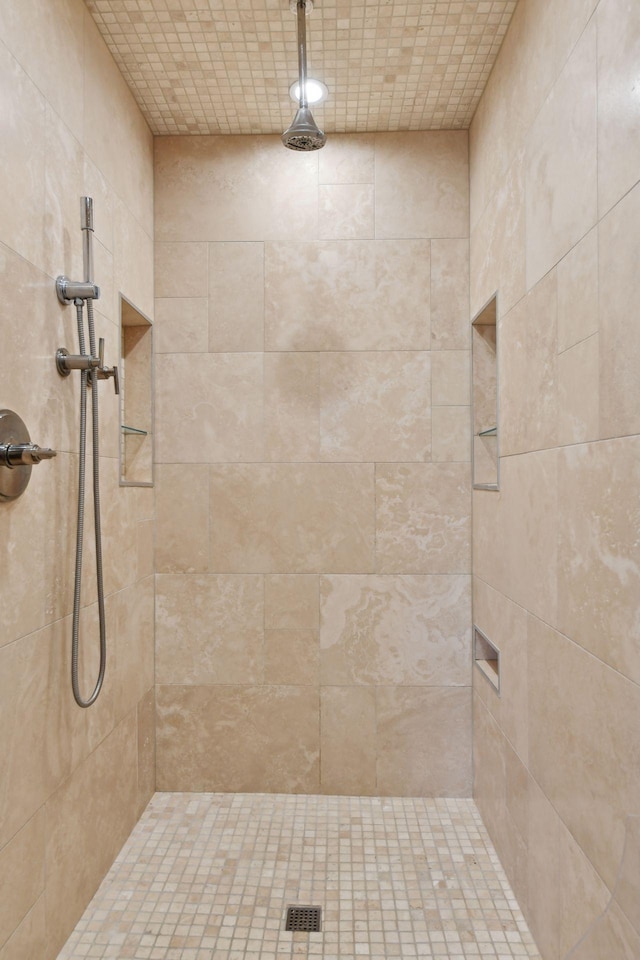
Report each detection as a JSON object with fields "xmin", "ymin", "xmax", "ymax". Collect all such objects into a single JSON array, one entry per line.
[
  {"xmin": 282, "ymin": 0, "xmax": 326, "ymax": 151},
  {"xmin": 281, "ymin": 104, "xmax": 327, "ymax": 151}
]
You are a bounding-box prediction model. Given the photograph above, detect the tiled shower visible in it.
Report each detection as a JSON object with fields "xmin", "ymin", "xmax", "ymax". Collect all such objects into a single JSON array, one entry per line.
[{"xmin": 0, "ymin": 0, "xmax": 638, "ymax": 959}]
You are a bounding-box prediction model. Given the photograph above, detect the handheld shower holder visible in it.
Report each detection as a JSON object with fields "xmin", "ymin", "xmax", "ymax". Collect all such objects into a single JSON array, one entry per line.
[{"xmin": 56, "ymin": 276, "xmax": 100, "ymax": 304}]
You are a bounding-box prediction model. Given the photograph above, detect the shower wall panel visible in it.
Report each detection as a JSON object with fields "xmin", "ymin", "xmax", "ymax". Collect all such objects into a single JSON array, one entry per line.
[
  {"xmin": 469, "ymin": 0, "xmax": 640, "ymax": 957},
  {"xmin": 0, "ymin": 2, "xmax": 155, "ymax": 956},
  {"xmin": 153, "ymin": 131, "xmax": 472, "ymax": 798}
]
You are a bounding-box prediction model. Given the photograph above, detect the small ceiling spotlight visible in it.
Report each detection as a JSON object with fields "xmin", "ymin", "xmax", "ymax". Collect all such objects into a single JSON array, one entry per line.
[{"xmin": 289, "ymin": 78, "xmax": 329, "ymax": 105}]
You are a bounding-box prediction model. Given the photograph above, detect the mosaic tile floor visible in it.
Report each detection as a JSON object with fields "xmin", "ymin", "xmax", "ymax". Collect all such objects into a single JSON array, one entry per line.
[{"xmin": 58, "ymin": 793, "xmax": 541, "ymax": 960}]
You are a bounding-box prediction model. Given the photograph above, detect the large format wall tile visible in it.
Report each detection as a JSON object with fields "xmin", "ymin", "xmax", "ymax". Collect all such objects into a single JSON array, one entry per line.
[
  {"xmin": 499, "ymin": 271, "xmax": 558, "ymax": 456},
  {"xmin": 430, "ymin": 239, "xmax": 470, "ymax": 350},
  {"xmin": 210, "ymin": 463, "xmax": 375, "ymax": 573},
  {"xmin": 376, "ymin": 687, "xmax": 471, "ymax": 796},
  {"xmin": 557, "ymin": 437, "xmax": 640, "ymax": 684},
  {"xmin": 597, "ymin": 0, "xmax": 640, "ymax": 217},
  {"xmin": 598, "ymin": 181, "xmax": 640, "ymax": 439},
  {"xmin": 0, "ymin": 810, "xmax": 44, "ymax": 951},
  {"xmin": 156, "ymin": 685, "xmax": 320, "ymax": 793},
  {"xmin": 155, "ymin": 353, "xmax": 264, "ymax": 463},
  {"xmin": 473, "ymin": 449, "xmax": 558, "ymax": 624},
  {"xmin": 470, "ymin": 149, "xmax": 526, "ymax": 318},
  {"xmin": 265, "ymin": 240, "xmax": 430, "ymax": 352},
  {"xmin": 155, "ymin": 131, "xmax": 470, "ymax": 801},
  {"xmin": 45, "ymin": 714, "xmax": 138, "ymax": 957},
  {"xmin": 528, "ymin": 616, "xmax": 640, "ymax": 892},
  {"xmin": 375, "ymin": 132, "xmax": 469, "ymax": 239},
  {"xmin": 556, "ymin": 227, "xmax": 599, "ymax": 353},
  {"xmin": 0, "ymin": 898, "xmax": 46, "ymax": 960},
  {"xmin": 320, "ymin": 575, "xmax": 471, "ymax": 686},
  {"xmin": 155, "ymin": 463, "xmax": 209, "ymax": 573},
  {"xmin": 375, "ymin": 463, "xmax": 471, "ymax": 574},
  {"xmin": 320, "ymin": 687, "xmax": 377, "ymax": 796},
  {"xmin": 264, "ymin": 352, "xmax": 320, "ymax": 462},
  {"xmin": 319, "ymin": 352, "xmax": 431, "ymax": 462},
  {"xmin": 156, "ymin": 574, "xmax": 264, "ymax": 685},
  {"xmin": 209, "ymin": 242, "xmax": 264, "ymax": 352},
  {"xmin": 525, "ymin": 22, "xmax": 597, "ymax": 289},
  {"xmin": 155, "ymin": 135, "xmax": 318, "ymax": 242}
]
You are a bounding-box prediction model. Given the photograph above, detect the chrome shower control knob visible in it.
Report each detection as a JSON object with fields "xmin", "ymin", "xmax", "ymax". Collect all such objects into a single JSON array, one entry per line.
[{"xmin": 0, "ymin": 410, "xmax": 57, "ymax": 502}]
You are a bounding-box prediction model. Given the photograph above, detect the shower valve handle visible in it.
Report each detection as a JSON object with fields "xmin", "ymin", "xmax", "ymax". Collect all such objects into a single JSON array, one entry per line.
[{"xmin": 96, "ymin": 340, "xmax": 120, "ymax": 394}]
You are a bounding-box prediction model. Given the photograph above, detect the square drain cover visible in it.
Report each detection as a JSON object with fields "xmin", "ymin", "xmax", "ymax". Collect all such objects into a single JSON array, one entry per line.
[{"xmin": 285, "ymin": 905, "xmax": 322, "ymax": 932}]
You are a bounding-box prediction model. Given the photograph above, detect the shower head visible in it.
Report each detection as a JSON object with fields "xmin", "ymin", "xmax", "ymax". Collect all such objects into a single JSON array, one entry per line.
[
  {"xmin": 282, "ymin": 0, "xmax": 326, "ymax": 151},
  {"xmin": 281, "ymin": 104, "xmax": 326, "ymax": 151}
]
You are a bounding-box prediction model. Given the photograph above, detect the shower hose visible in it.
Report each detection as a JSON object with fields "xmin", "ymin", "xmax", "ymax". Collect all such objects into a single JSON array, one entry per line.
[{"xmin": 71, "ymin": 296, "xmax": 107, "ymax": 707}]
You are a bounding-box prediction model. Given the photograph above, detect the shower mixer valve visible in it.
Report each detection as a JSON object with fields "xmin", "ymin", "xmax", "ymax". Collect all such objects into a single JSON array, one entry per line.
[{"xmin": 56, "ymin": 337, "xmax": 120, "ymax": 394}]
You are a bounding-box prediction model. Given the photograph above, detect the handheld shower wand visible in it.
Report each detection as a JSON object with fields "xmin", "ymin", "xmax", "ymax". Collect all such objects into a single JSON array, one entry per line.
[{"xmin": 56, "ymin": 198, "xmax": 118, "ymax": 708}]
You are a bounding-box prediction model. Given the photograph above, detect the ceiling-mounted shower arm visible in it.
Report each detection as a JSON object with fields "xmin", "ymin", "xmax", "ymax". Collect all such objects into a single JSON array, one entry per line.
[{"xmin": 296, "ymin": 0, "xmax": 309, "ymax": 109}]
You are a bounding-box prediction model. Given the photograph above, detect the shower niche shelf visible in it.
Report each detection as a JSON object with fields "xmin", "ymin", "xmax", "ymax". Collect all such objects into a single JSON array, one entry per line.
[
  {"xmin": 474, "ymin": 626, "xmax": 500, "ymax": 695},
  {"xmin": 472, "ymin": 294, "xmax": 499, "ymax": 490},
  {"xmin": 120, "ymin": 295, "xmax": 153, "ymax": 487}
]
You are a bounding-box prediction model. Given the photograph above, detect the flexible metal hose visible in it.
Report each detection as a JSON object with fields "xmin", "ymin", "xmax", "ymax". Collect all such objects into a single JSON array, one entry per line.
[{"xmin": 71, "ymin": 298, "xmax": 107, "ymax": 707}]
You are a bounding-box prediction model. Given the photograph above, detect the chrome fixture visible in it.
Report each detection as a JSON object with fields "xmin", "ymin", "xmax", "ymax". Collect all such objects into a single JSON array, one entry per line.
[
  {"xmin": 0, "ymin": 409, "xmax": 56, "ymax": 502},
  {"xmin": 56, "ymin": 197, "xmax": 116, "ymax": 708},
  {"xmin": 282, "ymin": 0, "xmax": 326, "ymax": 151}
]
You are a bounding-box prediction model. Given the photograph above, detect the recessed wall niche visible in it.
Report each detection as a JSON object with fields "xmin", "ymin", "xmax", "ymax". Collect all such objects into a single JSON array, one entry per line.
[
  {"xmin": 120, "ymin": 295, "xmax": 154, "ymax": 487},
  {"xmin": 472, "ymin": 294, "xmax": 498, "ymax": 490}
]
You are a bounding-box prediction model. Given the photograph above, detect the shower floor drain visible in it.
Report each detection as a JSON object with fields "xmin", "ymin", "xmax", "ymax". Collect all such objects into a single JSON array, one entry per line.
[{"xmin": 285, "ymin": 905, "xmax": 322, "ymax": 932}]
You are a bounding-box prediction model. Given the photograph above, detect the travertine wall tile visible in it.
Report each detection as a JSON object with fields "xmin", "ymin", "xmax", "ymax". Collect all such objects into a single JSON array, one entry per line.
[
  {"xmin": 0, "ymin": 810, "xmax": 44, "ymax": 951},
  {"xmin": 318, "ymin": 184, "xmax": 375, "ymax": 240},
  {"xmin": 264, "ymin": 352, "xmax": 320, "ymax": 462},
  {"xmin": 265, "ymin": 239, "xmax": 430, "ymax": 352},
  {"xmin": 375, "ymin": 463, "xmax": 471, "ymax": 574},
  {"xmin": 320, "ymin": 687, "xmax": 377, "ymax": 796},
  {"xmin": 209, "ymin": 242, "xmax": 264, "ymax": 352},
  {"xmin": 0, "ymin": 899, "xmax": 46, "ymax": 960},
  {"xmin": 556, "ymin": 227, "xmax": 598, "ymax": 353},
  {"xmin": 0, "ymin": 4, "xmax": 154, "ymax": 953},
  {"xmin": 499, "ymin": 271, "xmax": 558, "ymax": 456},
  {"xmin": 156, "ymin": 685, "xmax": 320, "ymax": 793},
  {"xmin": 209, "ymin": 463, "xmax": 375, "ymax": 574},
  {"xmin": 155, "ymin": 136, "xmax": 318, "ymax": 243},
  {"xmin": 528, "ymin": 615, "xmax": 640, "ymax": 891},
  {"xmin": 430, "ymin": 239, "xmax": 470, "ymax": 351},
  {"xmin": 557, "ymin": 437, "xmax": 640, "ymax": 684},
  {"xmin": 431, "ymin": 407, "xmax": 471, "ymax": 463},
  {"xmin": 374, "ymin": 132, "xmax": 469, "ymax": 239},
  {"xmin": 320, "ymin": 575, "xmax": 471, "ymax": 687},
  {"xmin": 471, "ymin": 2, "xmax": 639, "ymax": 955},
  {"xmin": 154, "ymin": 298, "xmax": 208, "ymax": 355},
  {"xmin": 597, "ymin": 0, "xmax": 640, "ymax": 216},
  {"xmin": 557, "ymin": 334, "xmax": 599, "ymax": 445},
  {"xmin": 155, "ymin": 463, "xmax": 209, "ymax": 573},
  {"xmin": 265, "ymin": 575, "xmax": 320, "ymax": 630},
  {"xmin": 156, "ymin": 574, "xmax": 264, "ymax": 685},
  {"xmin": 155, "ymin": 132, "xmax": 470, "ymax": 799},
  {"xmin": 598, "ymin": 181, "xmax": 640, "ymax": 439},
  {"xmin": 155, "ymin": 353, "xmax": 264, "ymax": 464},
  {"xmin": 320, "ymin": 352, "xmax": 431, "ymax": 462},
  {"xmin": 377, "ymin": 687, "xmax": 472, "ymax": 796}
]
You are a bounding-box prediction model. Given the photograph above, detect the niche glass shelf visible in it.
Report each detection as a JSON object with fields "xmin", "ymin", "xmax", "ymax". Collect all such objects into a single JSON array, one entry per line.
[
  {"xmin": 121, "ymin": 424, "xmax": 148, "ymax": 436},
  {"xmin": 477, "ymin": 426, "xmax": 497, "ymax": 437}
]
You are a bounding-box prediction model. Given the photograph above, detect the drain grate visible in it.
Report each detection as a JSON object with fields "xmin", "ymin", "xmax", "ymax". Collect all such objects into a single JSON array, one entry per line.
[{"xmin": 285, "ymin": 905, "xmax": 322, "ymax": 932}]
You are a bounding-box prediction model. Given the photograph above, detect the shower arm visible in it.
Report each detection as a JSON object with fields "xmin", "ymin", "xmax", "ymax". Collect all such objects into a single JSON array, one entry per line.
[{"xmin": 296, "ymin": 0, "xmax": 309, "ymax": 109}]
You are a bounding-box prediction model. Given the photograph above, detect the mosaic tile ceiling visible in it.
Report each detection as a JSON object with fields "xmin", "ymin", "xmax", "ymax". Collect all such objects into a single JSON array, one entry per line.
[{"xmin": 85, "ymin": 0, "xmax": 518, "ymax": 135}]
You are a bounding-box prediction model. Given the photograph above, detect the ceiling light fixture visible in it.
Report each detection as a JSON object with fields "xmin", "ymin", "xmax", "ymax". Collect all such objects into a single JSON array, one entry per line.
[
  {"xmin": 281, "ymin": 0, "xmax": 327, "ymax": 151},
  {"xmin": 289, "ymin": 78, "xmax": 329, "ymax": 105}
]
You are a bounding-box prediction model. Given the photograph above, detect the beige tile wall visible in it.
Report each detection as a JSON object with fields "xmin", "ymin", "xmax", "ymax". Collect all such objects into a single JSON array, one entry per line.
[
  {"xmin": 470, "ymin": 0, "xmax": 640, "ymax": 957},
  {"xmin": 0, "ymin": 1, "xmax": 155, "ymax": 956},
  {"xmin": 154, "ymin": 131, "xmax": 472, "ymax": 797}
]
